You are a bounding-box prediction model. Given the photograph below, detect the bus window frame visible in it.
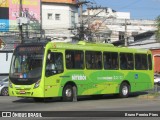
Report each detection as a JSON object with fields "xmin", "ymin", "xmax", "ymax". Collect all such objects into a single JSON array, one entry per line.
[
  {"xmin": 85, "ymin": 51, "xmax": 102, "ymax": 70},
  {"xmin": 103, "ymin": 51, "xmax": 119, "ymax": 70},
  {"xmin": 148, "ymin": 54, "xmax": 152, "ymax": 70},
  {"xmin": 45, "ymin": 50, "xmax": 64, "ymax": 77},
  {"xmin": 135, "ymin": 53, "xmax": 148, "ymax": 70},
  {"xmin": 120, "ymin": 52, "xmax": 134, "ymax": 70},
  {"xmin": 65, "ymin": 50, "xmax": 84, "ymax": 70}
]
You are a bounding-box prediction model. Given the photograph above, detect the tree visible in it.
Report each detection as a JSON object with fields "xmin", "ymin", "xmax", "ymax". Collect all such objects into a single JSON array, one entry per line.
[{"xmin": 155, "ymin": 15, "xmax": 160, "ymax": 41}]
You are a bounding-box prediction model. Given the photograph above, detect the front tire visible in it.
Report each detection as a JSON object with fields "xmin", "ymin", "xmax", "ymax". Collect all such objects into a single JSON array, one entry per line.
[
  {"xmin": 119, "ymin": 82, "xmax": 130, "ymax": 98},
  {"xmin": 1, "ymin": 87, "xmax": 8, "ymax": 96},
  {"xmin": 62, "ymin": 85, "xmax": 74, "ymax": 102}
]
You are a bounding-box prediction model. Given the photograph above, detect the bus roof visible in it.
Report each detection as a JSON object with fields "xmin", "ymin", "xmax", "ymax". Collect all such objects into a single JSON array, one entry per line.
[{"xmin": 47, "ymin": 41, "xmax": 151, "ymax": 54}]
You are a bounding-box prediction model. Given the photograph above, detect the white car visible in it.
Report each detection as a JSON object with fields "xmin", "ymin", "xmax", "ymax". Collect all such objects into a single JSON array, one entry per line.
[
  {"xmin": 154, "ymin": 74, "xmax": 160, "ymax": 86},
  {"xmin": 0, "ymin": 77, "xmax": 9, "ymax": 96}
]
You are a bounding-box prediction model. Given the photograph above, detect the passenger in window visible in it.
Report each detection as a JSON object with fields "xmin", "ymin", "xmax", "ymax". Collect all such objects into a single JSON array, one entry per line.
[
  {"xmin": 96, "ymin": 57, "xmax": 102, "ymax": 69},
  {"xmin": 112, "ymin": 59, "xmax": 118, "ymax": 69},
  {"xmin": 46, "ymin": 54, "xmax": 56, "ymax": 70},
  {"xmin": 74, "ymin": 54, "xmax": 83, "ymax": 69},
  {"xmin": 55, "ymin": 54, "xmax": 63, "ymax": 70},
  {"xmin": 120, "ymin": 58, "xmax": 127, "ymax": 69},
  {"xmin": 104, "ymin": 58, "xmax": 111, "ymax": 69},
  {"xmin": 86, "ymin": 60, "xmax": 91, "ymax": 69},
  {"xmin": 127, "ymin": 61, "xmax": 133, "ymax": 70},
  {"xmin": 66, "ymin": 58, "xmax": 73, "ymax": 69}
]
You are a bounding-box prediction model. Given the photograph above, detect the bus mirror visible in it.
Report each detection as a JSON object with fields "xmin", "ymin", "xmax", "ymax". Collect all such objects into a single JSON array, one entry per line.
[
  {"xmin": 6, "ymin": 53, "xmax": 8, "ymax": 61},
  {"xmin": 47, "ymin": 51, "xmax": 51, "ymax": 60}
]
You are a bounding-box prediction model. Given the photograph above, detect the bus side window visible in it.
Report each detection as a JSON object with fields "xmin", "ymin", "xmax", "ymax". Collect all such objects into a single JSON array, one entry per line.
[
  {"xmin": 86, "ymin": 51, "xmax": 102, "ymax": 70},
  {"xmin": 120, "ymin": 54, "xmax": 127, "ymax": 70},
  {"xmin": 135, "ymin": 54, "xmax": 147, "ymax": 70},
  {"xmin": 103, "ymin": 52, "xmax": 118, "ymax": 70},
  {"xmin": 45, "ymin": 52, "xmax": 64, "ymax": 77},
  {"xmin": 120, "ymin": 53, "xmax": 133, "ymax": 70},
  {"xmin": 65, "ymin": 50, "xmax": 84, "ymax": 69}
]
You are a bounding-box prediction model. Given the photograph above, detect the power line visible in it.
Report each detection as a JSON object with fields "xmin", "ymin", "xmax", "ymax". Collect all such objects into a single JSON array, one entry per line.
[{"xmin": 119, "ymin": 0, "xmax": 140, "ymax": 10}]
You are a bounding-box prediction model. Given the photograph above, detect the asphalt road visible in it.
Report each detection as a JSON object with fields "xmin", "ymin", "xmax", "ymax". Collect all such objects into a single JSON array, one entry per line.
[
  {"xmin": 0, "ymin": 92, "xmax": 160, "ymax": 120},
  {"xmin": 0, "ymin": 93, "xmax": 160, "ymax": 111},
  {"xmin": 0, "ymin": 93, "xmax": 160, "ymax": 109},
  {"xmin": 0, "ymin": 84, "xmax": 160, "ymax": 120}
]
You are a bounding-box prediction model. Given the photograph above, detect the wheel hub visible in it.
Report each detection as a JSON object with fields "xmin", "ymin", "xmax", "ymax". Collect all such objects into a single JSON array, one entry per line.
[
  {"xmin": 65, "ymin": 89, "xmax": 72, "ymax": 97},
  {"xmin": 122, "ymin": 86, "xmax": 128, "ymax": 96}
]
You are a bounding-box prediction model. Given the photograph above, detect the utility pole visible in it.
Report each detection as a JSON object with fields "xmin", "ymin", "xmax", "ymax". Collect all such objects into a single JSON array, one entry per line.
[
  {"xmin": 19, "ymin": 0, "xmax": 23, "ymax": 44},
  {"xmin": 40, "ymin": 0, "xmax": 42, "ymax": 38},
  {"xmin": 79, "ymin": 3, "xmax": 84, "ymax": 40},
  {"xmin": 124, "ymin": 19, "xmax": 131, "ymax": 46},
  {"xmin": 77, "ymin": 1, "xmax": 89, "ymax": 40},
  {"xmin": 124, "ymin": 19, "xmax": 127, "ymax": 46}
]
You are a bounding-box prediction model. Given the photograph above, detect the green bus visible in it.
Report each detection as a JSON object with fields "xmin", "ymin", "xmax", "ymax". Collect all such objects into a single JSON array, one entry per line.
[{"xmin": 9, "ymin": 41, "xmax": 154, "ymax": 101}]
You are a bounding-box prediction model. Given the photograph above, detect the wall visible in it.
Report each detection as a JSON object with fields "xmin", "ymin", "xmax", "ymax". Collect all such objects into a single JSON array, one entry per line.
[
  {"xmin": 0, "ymin": 0, "xmax": 41, "ymax": 32},
  {"xmin": 42, "ymin": 3, "xmax": 78, "ymax": 38},
  {"xmin": 0, "ymin": 52, "xmax": 12, "ymax": 74},
  {"xmin": 42, "ymin": 4, "xmax": 71, "ymax": 29},
  {"xmin": 151, "ymin": 49, "xmax": 160, "ymax": 73},
  {"xmin": 116, "ymin": 12, "xmax": 130, "ymax": 19}
]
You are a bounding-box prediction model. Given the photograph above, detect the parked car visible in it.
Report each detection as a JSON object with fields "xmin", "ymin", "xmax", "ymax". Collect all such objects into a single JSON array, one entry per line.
[
  {"xmin": 154, "ymin": 73, "xmax": 160, "ymax": 86},
  {"xmin": 0, "ymin": 77, "xmax": 9, "ymax": 96}
]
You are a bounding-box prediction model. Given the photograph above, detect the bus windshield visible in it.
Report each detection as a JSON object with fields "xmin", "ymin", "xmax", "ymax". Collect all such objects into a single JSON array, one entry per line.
[{"xmin": 10, "ymin": 46, "xmax": 44, "ymax": 79}]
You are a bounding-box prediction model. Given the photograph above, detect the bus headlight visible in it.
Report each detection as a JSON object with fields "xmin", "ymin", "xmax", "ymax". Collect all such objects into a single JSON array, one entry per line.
[
  {"xmin": 34, "ymin": 80, "xmax": 40, "ymax": 89},
  {"xmin": 9, "ymin": 81, "xmax": 13, "ymax": 88}
]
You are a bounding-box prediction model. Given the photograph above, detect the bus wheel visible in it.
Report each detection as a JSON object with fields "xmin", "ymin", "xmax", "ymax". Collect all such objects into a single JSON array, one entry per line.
[
  {"xmin": 62, "ymin": 85, "xmax": 74, "ymax": 102},
  {"xmin": 119, "ymin": 82, "xmax": 130, "ymax": 98}
]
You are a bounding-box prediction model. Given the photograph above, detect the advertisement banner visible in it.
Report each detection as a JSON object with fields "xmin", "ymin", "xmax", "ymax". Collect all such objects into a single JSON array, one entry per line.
[
  {"xmin": 0, "ymin": 0, "xmax": 9, "ymax": 7},
  {"xmin": 0, "ymin": 19, "xmax": 9, "ymax": 32},
  {"xmin": 0, "ymin": 0, "xmax": 40, "ymax": 31},
  {"xmin": 0, "ymin": 7, "xmax": 9, "ymax": 19},
  {"xmin": 9, "ymin": 0, "xmax": 40, "ymax": 21}
]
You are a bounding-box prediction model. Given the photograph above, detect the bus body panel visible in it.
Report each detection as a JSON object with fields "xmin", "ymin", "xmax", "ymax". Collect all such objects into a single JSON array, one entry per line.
[{"xmin": 9, "ymin": 41, "xmax": 154, "ymax": 99}]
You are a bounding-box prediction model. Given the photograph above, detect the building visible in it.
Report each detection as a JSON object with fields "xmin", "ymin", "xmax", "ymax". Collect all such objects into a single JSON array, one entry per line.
[
  {"xmin": 0, "ymin": 0, "xmax": 79, "ymax": 50},
  {"xmin": 42, "ymin": 0, "xmax": 78, "ymax": 42},
  {"xmin": 128, "ymin": 31, "xmax": 160, "ymax": 73},
  {"xmin": 82, "ymin": 8, "xmax": 156, "ymax": 43}
]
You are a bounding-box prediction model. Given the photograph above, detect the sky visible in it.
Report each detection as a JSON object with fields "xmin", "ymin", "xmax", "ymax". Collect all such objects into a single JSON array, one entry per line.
[{"xmin": 89, "ymin": 0, "xmax": 160, "ymax": 20}]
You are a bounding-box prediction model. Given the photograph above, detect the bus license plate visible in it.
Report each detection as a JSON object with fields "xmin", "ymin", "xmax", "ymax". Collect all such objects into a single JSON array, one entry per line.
[{"xmin": 19, "ymin": 91, "xmax": 26, "ymax": 94}]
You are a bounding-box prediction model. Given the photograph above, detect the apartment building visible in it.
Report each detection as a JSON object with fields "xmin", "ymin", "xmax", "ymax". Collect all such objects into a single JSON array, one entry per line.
[{"xmin": 42, "ymin": 0, "xmax": 78, "ymax": 41}]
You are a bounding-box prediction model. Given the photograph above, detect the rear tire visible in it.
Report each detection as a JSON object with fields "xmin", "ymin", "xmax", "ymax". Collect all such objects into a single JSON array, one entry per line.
[
  {"xmin": 62, "ymin": 85, "xmax": 74, "ymax": 102},
  {"xmin": 1, "ymin": 87, "xmax": 8, "ymax": 96},
  {"xmin": 119, "ymin": 82, "xmax": 130, "ymax": 98}
]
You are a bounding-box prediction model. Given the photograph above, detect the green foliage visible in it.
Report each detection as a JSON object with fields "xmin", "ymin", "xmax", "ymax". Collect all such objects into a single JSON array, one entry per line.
[{"xmin": 155, "ymin": 15, "xmax": 160, "ymax": 41}]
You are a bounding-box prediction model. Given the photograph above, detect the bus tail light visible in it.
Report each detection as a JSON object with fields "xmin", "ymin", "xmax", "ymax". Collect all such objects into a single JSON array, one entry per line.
[{"xmin": 34, "ymin": 80, "xmax": 40, "ymax": 89}]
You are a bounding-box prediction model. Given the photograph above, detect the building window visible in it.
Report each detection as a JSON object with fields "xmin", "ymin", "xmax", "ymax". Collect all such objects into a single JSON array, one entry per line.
[
  {"xmin": 119, "ymin": 32, "xmax": 125, "ymax": 41},
  {"xmin": 55, "ymin": 14, "xmax": 60, "ymax": 20},
  {"xmin": 71, "ymin": 11, "xmax": 75, "ymax": 27},
  {"xmin": 48, "ymin": 13, "xmax": 53, "ymax": 20}
]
